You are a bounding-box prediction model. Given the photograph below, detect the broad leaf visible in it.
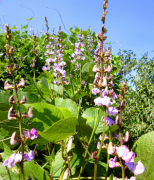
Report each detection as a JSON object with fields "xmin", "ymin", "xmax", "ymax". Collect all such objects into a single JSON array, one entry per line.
[
  {"xmin": 54, "ymin": 98, "xmax": 78, "ymax": 118},
  {"xmin": 132, "ymin": 131, "xmax": 154, "ymax": 180},
  {"xmin": 0, "ymin": 103, "xmax": 11, "ymax": 111},
  {"xmin": 24, "ymin": 103, "xmax": 63, "ymax": 132},
  {"xmin": 73, "ymin": 90, "xmax": 88, "ymax": 101},
  {"xmin": 40, "ymin": 117, "xmax": 77, "ymax": 142},
  {"xmin": 82, "ymin": 107, "xmax": 104, "ymax": 134},
  {"xmin": 24, "ymin": 161, "xmax": 49, "ymax": 180}
]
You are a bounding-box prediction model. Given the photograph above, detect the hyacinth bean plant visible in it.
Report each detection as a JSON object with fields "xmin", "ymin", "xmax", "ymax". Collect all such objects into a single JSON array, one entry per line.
[
  {"xmin": 0, "ymin": 0, "xmax": 152, "ymax": 180},
  {"xmin": 2, "ymin": 24, "xmax": 38, "ymax": 180}
]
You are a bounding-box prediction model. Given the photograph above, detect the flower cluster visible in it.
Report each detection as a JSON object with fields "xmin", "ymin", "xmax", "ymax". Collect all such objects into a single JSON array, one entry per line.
[
  {"xmin": 108, "ymin": 145, "xmax": 145, "ymax": 176},
  {"xmin": 43, "ymin": 26, "xmax": 68, "ymax": 85},
  {"xmin": 71, "ymin": 30, "xmax": 85, "ymax": 71},
  {"xmin": 2, "ymin": 151, "xmax": 35, "ymax": 169},
  {"xmin": 3, "ymin": 128, "xmax": 38, "ymax": 169}
]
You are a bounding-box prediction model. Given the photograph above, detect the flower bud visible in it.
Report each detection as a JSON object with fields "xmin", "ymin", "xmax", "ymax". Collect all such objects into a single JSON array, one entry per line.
[
  {"xmin": 108, "ymin": 74, "xmax": 113, "ymax": 80},
  {"xmin": 104, "ymin": 65, "xmax": 113, "ymax": 73},
  {"xmin": 4, "ymin": 80, "xmax": 14, "ymax": 90},
  {"xmin": 10, "ymin": 131, "xmax": 20, "ymax": 145},
  {"xmin": 9, "ymin": 95, "xmax": 15, "ymax": 104},
  {"xmin": 9, "ymin": 46, "xmax": 14, "ymax": 54},
  {"xmin": 22, "ymin": 107, "xmax": 33, "ymax": 118},
  {"xmin": 8, "ymin": 107, "xmax": 17, "ymax": 120},
  {"xmin": 5, "ymin": 24, "xmax": 9, "ymax": 32},
  {"xmin": 4, "ymin": 44, "xmax": 9, "ymax": 51},
  {"xmin": 20, "ymin": 96, "xmax": 27, "ymax": 104},
  {"xmin": 124, "ymin": 131, "xmax": 129, "ymax": 142},
  {"xmin": 103, "ymin": 2, "xmax": 107, "ymax": 9},
  {"xmin": 115, "ymin": 115, "xmax": 119, "ymax": 125},
  {"xmin": 99, "ymin": 76, "xmax": 107, "ymax": 87},
  {"xmin": 107, "ymin": 142, "xmax": 117, "ymax": 155},
  {"xmin": 105, "ymin": 49, "xmax": 110, "ymax": 57},
  {"xmin": 17, "ymin": 78, "xmax": 25, "ymax": 88},
  {"xmin": 93, "ymin": 65, "xmax": 100, "ymax": 72},
  {"xmin": 120, "ymin": 100, "xmax": 125, "ymax": 110},
  {"xmin": 12, "ymin": 64, "xmax": 17, "ymax": 72}
]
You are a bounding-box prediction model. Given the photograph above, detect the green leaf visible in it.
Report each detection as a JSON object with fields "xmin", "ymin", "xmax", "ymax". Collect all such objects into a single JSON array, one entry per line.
[
  {"xmin": 40, "ymin": 78, "xmax": 51, "ymax": 100},
  {"xmin": 0, "ymin": 91, "xmax": 11, "ymax": 104},
  {"xmin": 37, "ymin": 71, "xmax": 53, "ymax": 81},
  {"xmin": 0, "ymin": 162, "xmax": 20, "ymax": 180},
  {"xmin": 24, "ymin": 161, "xmax": 49, "ymax": 180},
  {"xmin": 10, "ymin": 26, "xmax": 17, "ymax": 30},
  {"xmin": 76, "ymin": 124, "xmax": 93, "ymax": 142},
  {"xmin": 54, "ymin": 98, "xmax": 78, "ymax": 118},
  {"xmin": 22, "ymin": 25, "xmax": 28, "ymax": 30},
  {"xmin": 24, "ymin": 84, "xmax": 39, "ymax": 95},
  {"xmin": 27, "ymin": 18, "xmax": 33, "ymax": 21},
  {"xmin": 59, "ymin": 107, "xmax": 74, "ymax": 118},
  {"xmin": 23, "ymin": 103, "xmax": 63, "ymax": 132},
  {"xmin": 2, "ymin": 142, "xmax": 12, "ymax": 160},
  {"xmin": 82, "ymin": 107, "xmax": 104, "ymax": 134},
  {"xmin": 17, "ymin": 89, "xmax": 39, "ymax": 104},
  {"xmin": 73, "ymin": 90, "xmax": 88, "ymax": 101},
  {"xmin": 0, "ymin": 128, "xmax": 8, "ymax": 140},
  {"xmin": 132, "ymin": 131, "xmax": 154, "ymax": 180},
  {"xmin": 0, "ymin": 103, "xmax": 11, "ymax": 111},
  {"xmin": 50, "ymin": 83, "xmax": 63, "ymax": 95},
  {"xmin": 52, "ymin": 151, "xmax": 64, "ymax": 178},
  {"xmin": 40, "ymin": 117, "xmax": 77, "ymax": 142},
  {"xmin": 0, "ymin": 111, "xmax": 8, "ymax": 121}
]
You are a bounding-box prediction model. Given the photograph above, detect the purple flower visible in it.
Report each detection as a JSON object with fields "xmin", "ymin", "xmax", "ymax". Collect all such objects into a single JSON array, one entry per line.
[
  {"xmin": 71, "ymin": 53, "xmax": 75, "ymax": 58},
  {"xmin": 125, "ymin": 159, "xmax": 145, "ymax": 175},
  {"xmin": 59, "ymin": 61, "xmax": 66, "ymax": 67},
  {"xmin": 81, "ymin": 80, "xmax": 86, "ymax": 85},
  {"xmin": 107, "ymin": 142, "xmax": 117, "ymax": 155},
  {"xmin": 2, "ymin": 153, "xmax": 22, "ymax": 168},
  {"xmin": 94, "ymin": 96, "xmax": 112, "ymax": 107},
  {"xmin": 109, "ymin": 157, "xmax": 120, "ymax": 168},
  {"xmin": 97, "ymin": 142, "xmax": 106, "ymax": 149},
  {"xmin": 101, "ymin": 116, "xmax": 115, "ymax": 126},
  {"xmin": 130, "ymin": 177, "xmax": 136, "ymax": 180},
  {"xmin": 117, "ymin": 145, "xmax": 130, "ymax": 158},
  {"xmin": 92, "ymin": 88, "xmax": 100, "ymax": 95},
  {"xmin": 42, "ymin": 66, "xmax": 50, "ymax": 72},
  {"xmin": 82, "ymin": 56, "xmax": 85, "ymax": 61},
  {"xmin": 23, "ymin": 151, "xmax": 35, "ymax": 161},
  {"xmin": 106, "ymin": 106, "xmax": 118, "ymax": 116},
  {"xmin": 23, "ymin": 128, "xmax": 38, "ymax": 140}
]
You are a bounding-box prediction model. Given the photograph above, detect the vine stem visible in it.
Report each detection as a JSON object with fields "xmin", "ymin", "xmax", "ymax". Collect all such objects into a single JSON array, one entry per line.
[
  {"xmin": 75, "ymin": 133, "xmax": 93, "ymax": 159},
  {"xmin": 78, "ymin": 108, "xmax": 100, "ymax": 180},
  {"xmin": 119, "ymin": 107, "xmax": 125, "ymax": 180},
  {"xmin": 5, "ymin": 166, "xmax": 11, "ymax": 180},
  {"xmin": 105, "ymin": 126, "xmax": 111, "ymax": 180},
  {"xmin": 94, "ymin": 106, "xmax": 106, "ymax": 180},
  {"xmin": 7, "ymin": 42, "xmax": 25, "ymax": 180},
  {"xmin": 62, "ymin": 140, "xmax": 72, "ymax": 180}
]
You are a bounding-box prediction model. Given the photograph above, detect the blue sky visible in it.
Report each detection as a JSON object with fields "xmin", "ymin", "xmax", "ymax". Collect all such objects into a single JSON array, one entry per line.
[{"xmin": 0, "ymin": 0, "xmax": 154, "ymax": 59}]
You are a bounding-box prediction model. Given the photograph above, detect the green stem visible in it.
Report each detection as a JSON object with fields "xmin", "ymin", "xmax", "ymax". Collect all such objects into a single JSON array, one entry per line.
[
  {"xmin": 80, "ymin": 64, "xmax": 81, "ymax": 89},
  {"xmin": 8, "ymin": 47, "xmax": 25, "ymax": 180},
  {"xmin": 47, "ymin": 143, "xmax": 52, "ymax": 177},
  {"xmin": 78, "ymin": 108, "xmax": 100, "ymax": 180},
  {"xmin": 94, "ymin": 106, "xmax": 106, "ymax": 180},
  {"xmin": 62, "ymin": 82, "xmax": 64, "ymax": 99},
  {"xmin": 75, "ymin": 133, "xmax": 93, "ymax": 159},
  {"xmin": 5, "ymin": 166, "xmax": 11, "ymax": 180},
  {"xmin": 62, "ymin": 141, "xmax": 72, "ymax": 180},
  {"xmin": 119, "ymin": 107, "xmax": 125, "ymax": 179},
  {"xmin": 105, "ymin": 127, "xmax": 111, "ymax": 180}
]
